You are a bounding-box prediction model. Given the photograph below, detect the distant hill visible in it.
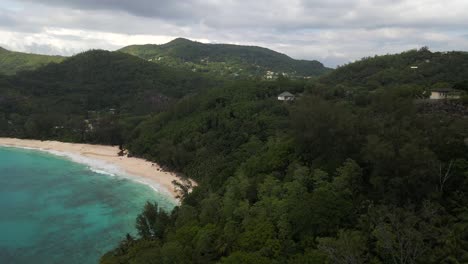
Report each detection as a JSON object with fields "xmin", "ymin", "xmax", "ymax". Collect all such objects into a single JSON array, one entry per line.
[
  {"xmin": 119, "ymin": 38, "xmax": 332, "ymax": 79},
  {"xmin": 2, "ymin": 50, "xmax": 214, "ymax": 112},
  {"xmin": 0, "ymin": 47, "xmax": 65, "ymax": 75},
  {"xmin": 0, "ymin": 50, "xmax": 215, "ymax": 142},
  {"xmin": 319, "ymin": 47, "xmax": 468, "ymax": 90}
]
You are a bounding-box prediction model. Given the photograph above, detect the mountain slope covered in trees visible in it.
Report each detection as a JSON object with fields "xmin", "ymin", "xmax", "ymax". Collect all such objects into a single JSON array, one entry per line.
[
  {"xmin": 0, "ymin": 50, "xmax": 216, "ymax": 144},
  {"xmin": 119, "ymin": 38, "xmax": 332, "ymax": 79},
  {"xmin": 0, "ymin": 47, "xmax": 65, "ymax": 75},
  {"xmin": 319, "ymin": 47, "xmax": 468, "ymax": 91},
  {"xmin": 100, "ymin": 50, "xmax": 467, "ymax": 263}
]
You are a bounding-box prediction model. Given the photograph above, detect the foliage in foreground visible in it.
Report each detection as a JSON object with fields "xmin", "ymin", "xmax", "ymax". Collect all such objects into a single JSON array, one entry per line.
[{"xmin": 101, "ymin": 78, "xmax": 468, "ymax": 263}]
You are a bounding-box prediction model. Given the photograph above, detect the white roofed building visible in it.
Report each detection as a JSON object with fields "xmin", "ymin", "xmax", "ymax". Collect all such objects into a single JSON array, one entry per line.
[{"xmin": 278, "ymin": 92, "xmax": 295, "ymax": 101}]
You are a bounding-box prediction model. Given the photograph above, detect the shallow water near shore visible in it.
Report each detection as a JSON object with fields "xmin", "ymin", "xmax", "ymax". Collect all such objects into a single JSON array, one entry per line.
[{"xmin": 0, "ymin": 147, "xmax": 176, "ymax": 264}]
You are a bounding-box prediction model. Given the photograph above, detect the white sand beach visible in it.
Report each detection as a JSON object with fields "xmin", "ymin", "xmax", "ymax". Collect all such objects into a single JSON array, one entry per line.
[{"xmin": 0, "ymin": 138, "xmax": 193, "ymax": 201}]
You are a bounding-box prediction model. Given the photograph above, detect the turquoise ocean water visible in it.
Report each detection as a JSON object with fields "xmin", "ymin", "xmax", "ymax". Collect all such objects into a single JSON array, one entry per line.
[{"xmin": 0, "ymin": 146, "xmax": 176, "ymax": 264}]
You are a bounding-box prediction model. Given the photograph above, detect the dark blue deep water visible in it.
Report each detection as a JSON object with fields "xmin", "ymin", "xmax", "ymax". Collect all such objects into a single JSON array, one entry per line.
[{"xmin": 0, "ymin": 147, "xmax": 175, "ymax": 264}]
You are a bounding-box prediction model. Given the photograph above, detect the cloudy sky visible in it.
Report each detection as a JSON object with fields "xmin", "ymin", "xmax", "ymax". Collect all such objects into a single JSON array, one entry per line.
[{"xmin": 0, "ymin": 0, "xmax": 467, "ymax": 67}]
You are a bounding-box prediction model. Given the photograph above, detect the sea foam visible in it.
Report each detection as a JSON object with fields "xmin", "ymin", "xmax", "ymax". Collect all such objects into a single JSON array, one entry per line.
[{"xmin": 0, "ymin": 145, "xmax": 176, "ymax": 202}]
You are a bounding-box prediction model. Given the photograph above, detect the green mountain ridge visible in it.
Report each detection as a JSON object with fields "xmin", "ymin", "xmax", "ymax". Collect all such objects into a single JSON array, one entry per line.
[
  {"xmin": 100, "ymin": 49, "xmax": 468, "ymax": 264},
  {"xmin": 0, "ymin": 46, "xmax": 65, "ymax": 75},
  {"xmin": 0, "ymin": 49, "xmax": 215, "ymax": 143},
  {"xmin": 0, "ymin": 39, "xmax": 331, "ymax": 78},
  {"xmin": 119, "ymin": 38, "xmax": 332, "ymax": 78},
  {"xmin": 319, "ymin": 47, "xmax": 468, "ymax": 90}
]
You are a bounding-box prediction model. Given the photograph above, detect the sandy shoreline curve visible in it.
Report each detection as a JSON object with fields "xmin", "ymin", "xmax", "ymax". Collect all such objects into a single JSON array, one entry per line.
[{"xmin": 0, "ymin": 137, "xmax": 191, "ymax": 202}]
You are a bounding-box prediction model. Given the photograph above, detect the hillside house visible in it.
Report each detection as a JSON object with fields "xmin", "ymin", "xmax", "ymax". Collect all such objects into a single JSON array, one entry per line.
[
  {"xmin": 430, "ymin": 88, "xmax": 461, "ymax": 100},
  {"xmin": 265, "ymin": 71, "xmax": 275, "ymax": 80},
  {"xmin": 278, "ymin": 92, "xmax": 295, "ymax": 101}
]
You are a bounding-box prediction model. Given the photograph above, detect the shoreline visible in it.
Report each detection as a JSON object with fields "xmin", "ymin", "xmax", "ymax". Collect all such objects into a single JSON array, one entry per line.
[{"xmin": 0, "ymin": 138, "xmax": 189, "ymax": 202}]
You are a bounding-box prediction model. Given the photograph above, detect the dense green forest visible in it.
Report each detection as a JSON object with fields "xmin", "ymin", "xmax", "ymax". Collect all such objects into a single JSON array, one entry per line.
[
  {"xmin": 0, "ymin": 39, "xmax": 332, "ymax": 78},
  {"xmin": 120, "ymin": 38, "xmax": 332, "ymax": 79},
  {"xmin": 0, "ymin": 50, "xmax": 216, "ymax": 144},
  {"xmin": 320, "ymin": 47, "xmax": 468, "ymax": 92},
  {"xmin": 0, "ymin": 47, "xmax": 467, "ymax": 263},
  {"xmin": 101, "ymin": 49, "xmax": 468, "ymax": 264},
  {"xmin": 0, "ymin": 46, "xmax": 64, "ymax": 75}
]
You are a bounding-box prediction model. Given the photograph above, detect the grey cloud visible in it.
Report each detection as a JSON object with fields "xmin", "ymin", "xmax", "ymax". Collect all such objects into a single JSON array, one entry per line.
[
  {"xmin": 0, "ymin": 9, "xmax": 39, "ymax": 32},
  {"xmin": 1, "ymin": 0, "xmax": 468, "ymax": 67},
  {"xmin": 17, "ymin": 0, "xmax": 216, "ymax": 22},
  {"xmin": 0, "ymin": 4, "xmax": 187, "ymax": 36},
  {"xmin": 23, "ymin": 42, "xmax": 69, "ymax": 55},
  {"xmin": 12, "ymin": 0, "xmax": 468, "ymax": 32}
]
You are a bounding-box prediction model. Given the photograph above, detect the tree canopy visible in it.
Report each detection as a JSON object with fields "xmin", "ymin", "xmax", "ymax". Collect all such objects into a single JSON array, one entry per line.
[{"xmin": 0, "ymin": 46, "xmax": 467, "ymax": 263}]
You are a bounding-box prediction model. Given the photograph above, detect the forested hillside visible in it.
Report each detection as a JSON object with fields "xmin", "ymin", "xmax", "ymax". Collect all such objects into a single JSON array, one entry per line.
[
  {"xmin": 99, "ymin": 51, "xmax": 467, "ymax": 263},
  {"xmin": 120, "ymin": 38, "xmax": 331, "ymax": 79},
  {"xmin": 320, "ymin": 47, "xmax": 468, "ymax": 91},
  {"xmin": 0, "ymin": 47, "xmax": 467, "ymax": 263},
  {"xmin": 0, "ymin": 39, "xmax": 331, "ymax": 78},
  {"xmin": 0, "ymin": 47, "xmax": 64, "ymax": 75},
  {"xmin": 0, "ymin": 50, "xmax": 215, "ymax": 144}
]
